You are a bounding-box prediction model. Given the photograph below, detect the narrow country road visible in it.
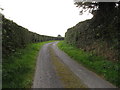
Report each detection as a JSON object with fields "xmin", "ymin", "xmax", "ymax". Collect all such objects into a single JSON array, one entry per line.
[{"xmin": 32, "ymin": 41, "xmax": 116, "ymax": 88}]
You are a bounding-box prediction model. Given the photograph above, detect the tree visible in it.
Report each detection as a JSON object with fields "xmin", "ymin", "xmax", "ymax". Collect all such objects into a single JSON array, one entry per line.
[
  {"xmin": 57, "ymin": 34, "xmax": 62, "ymax": 37},
  {"xmin": 74, "ymin": 0, "xmax": 119, "ymax": 15}
]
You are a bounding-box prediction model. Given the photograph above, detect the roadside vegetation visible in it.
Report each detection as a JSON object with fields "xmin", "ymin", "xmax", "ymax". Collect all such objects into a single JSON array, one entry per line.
[
  {"xmin": 2, "ymin": 13, "xmax": 63, "ymax": 88},
  {"xmin": 2, "ymin": 15, "xmax": 63, "ymax": 59},
  {"xmin": 58, "ymin": 41, "xmax": 119, "ymax": 87},
  {"xmin": 65, "ymin": 2, "xmax": 119, "ymax": 62},
  {"xmin": 2, "ymin": 41, "xmax": 55, "ymax": 88}
]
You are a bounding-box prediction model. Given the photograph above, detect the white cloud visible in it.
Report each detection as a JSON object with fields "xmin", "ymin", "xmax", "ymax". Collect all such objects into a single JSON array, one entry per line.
[{"xmin": 0, "ymin": 0, "xmax": 93, "ymax": 37}]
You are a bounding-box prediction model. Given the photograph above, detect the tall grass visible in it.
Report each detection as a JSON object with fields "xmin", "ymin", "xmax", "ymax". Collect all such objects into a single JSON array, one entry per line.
[
  {"xmin": 2, "ymin": 41, "xmax": 54, "ymax": 88},
  {"xmin": 58, "ymin": 41, "xmax": 120, "ymax": 87}
]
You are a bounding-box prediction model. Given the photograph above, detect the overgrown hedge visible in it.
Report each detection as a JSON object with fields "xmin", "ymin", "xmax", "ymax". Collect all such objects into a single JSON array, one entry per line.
[
  {"xmin": 2, "ymin": 15, "xmax": 64, "ymax": 58},
  {"xmin": 65, "ymin": 6, "xmax": 119, "ymax": 61}
]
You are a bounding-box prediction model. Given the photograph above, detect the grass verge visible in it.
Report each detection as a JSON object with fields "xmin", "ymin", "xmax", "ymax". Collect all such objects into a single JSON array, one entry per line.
[
  {"xmin": 57, "ymin": 41, "xmax": 120, "ymax": 87},
  {"xmin": 2, "ymin": 41, "xmax": 55, "ymax": 88}
]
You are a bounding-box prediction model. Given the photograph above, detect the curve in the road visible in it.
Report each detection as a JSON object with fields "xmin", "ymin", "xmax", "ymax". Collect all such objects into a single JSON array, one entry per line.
[
  {"xmin": 32, "ymin": 43, "xmax": 63, "ymax": 88},
  {"xmin": 33, "ymin": 41, "xmax": 116, "ymax": 88}
]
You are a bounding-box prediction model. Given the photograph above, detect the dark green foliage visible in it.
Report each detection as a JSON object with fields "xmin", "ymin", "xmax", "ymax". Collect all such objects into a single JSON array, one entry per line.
[
  {"xmin": 65, "ymin": 2, "xmax": 119, "ymax": 61},
  {"xmin": 2, "ymin": 15, "xmax": 64, "ymax": 59},
  {"xmin": 74, "ymin": 1, "xmax": 119, "ymax": 15}
]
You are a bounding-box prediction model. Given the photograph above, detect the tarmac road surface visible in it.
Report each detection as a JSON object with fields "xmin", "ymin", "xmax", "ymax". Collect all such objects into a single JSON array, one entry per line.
[{"xmin": 32, "ymin": 41, "xmax": 116, "ymax": 88}]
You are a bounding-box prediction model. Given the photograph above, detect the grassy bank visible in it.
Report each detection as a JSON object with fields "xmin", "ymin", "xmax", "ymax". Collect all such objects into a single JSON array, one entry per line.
[
  {"xmin": 3, "ymin": 41, "xmax": 55, "ymax": 88},
  {"xmin": 57, "ymin": 41, "xmax": 119, "ymax": 87}
]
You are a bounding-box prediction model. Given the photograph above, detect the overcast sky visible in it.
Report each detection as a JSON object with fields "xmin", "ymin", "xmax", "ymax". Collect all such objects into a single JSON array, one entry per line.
[{"xmin": 0, "ymin": 0, "xmax": 93, "ymax": 37}]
